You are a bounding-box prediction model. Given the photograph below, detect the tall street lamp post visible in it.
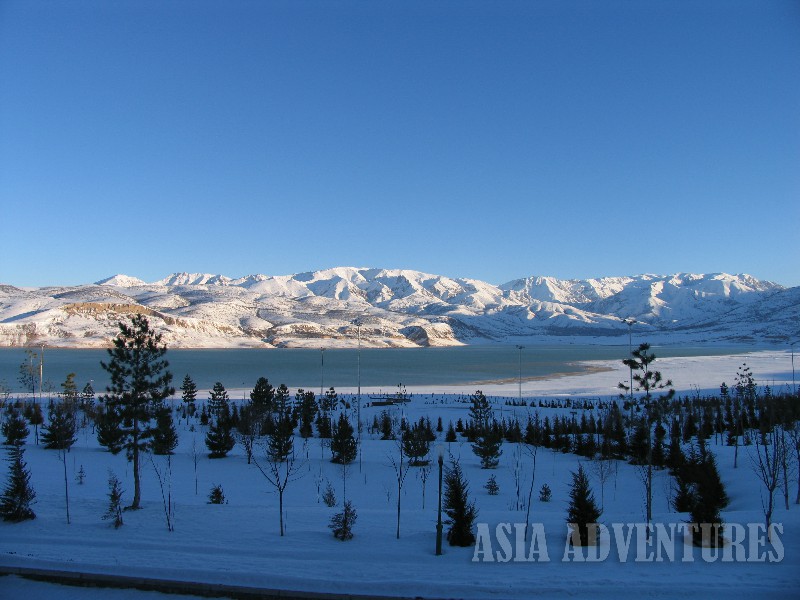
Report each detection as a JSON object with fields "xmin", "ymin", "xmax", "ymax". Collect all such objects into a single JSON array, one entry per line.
[
  {"xmin": 352, "ymin": 318, "xmax": 363, "ymax": 471},
  {"xmin": 622, "ymin": 318, "xmax": 636, "ymax": 399},
  {"xmin": 39, "ymin": 344, "xmax": 44, "ymax": 403},
  {"xmin": 320, "ymin": 348, "xmax": 325, "ymax": 398}
]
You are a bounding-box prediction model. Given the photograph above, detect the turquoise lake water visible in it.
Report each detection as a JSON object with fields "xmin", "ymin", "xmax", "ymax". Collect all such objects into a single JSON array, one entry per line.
[{"xmin": 0, "ymin": 344, "xmax": 753, "ymax": 394}]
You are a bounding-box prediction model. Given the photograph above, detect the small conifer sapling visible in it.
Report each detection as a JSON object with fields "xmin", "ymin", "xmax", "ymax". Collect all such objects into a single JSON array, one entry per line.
[{"xmin": 103, "ymin": 472, "xmax": 124, "ymax": 528}]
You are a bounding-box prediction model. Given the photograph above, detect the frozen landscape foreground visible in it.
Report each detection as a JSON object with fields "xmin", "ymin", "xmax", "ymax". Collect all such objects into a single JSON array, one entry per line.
[{"xmin": 1, "ymin": 350, "xmax": 798, "ymax": 599}]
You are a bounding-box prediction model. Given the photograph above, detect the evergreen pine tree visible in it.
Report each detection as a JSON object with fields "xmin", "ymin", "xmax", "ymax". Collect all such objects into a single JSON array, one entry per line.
[
  {"xmin": 316, "ymin": 413, "xmax": 332, "ymax": 439},
  {"xmin": 666, "ymin": 435, "xmax": 685, "ymax": 473},
  {"xmin": 205, "ymin": 404, "xmax": 236, "ymax": 458},
  {"xmin": 566, "ymin": 464, "xmax": 602, "ymax": 546},
  {"xmin": 81, "ymin": 381, "xmax": 95, "ymax": 408},
  {"xmin": 539, "ymin": 483, "xmax": 552, "ymax": 502},
  {"xmin": 250, "ymin": 377, "xmax": 275, "ymax": 416},
  {"xmin": 297, "ymin": 390, "xmax": 318, "ymax": 439},
  {"xmin": 445, "ymin": 421, "xmax": 457, "ymax": 443},
  {"xmin": 2, "ymin": 409, "xmax": 29, "ymax": 447},
  {"xmin": 330, "ymin": 412, "xmax": 357, "ymax": 464},
  {"xmin": 208, "ymin": 484, "xmax": 226, "ymax": 504},
  {"xmin": 180, "ymin": 374, "xmax": 198, "ymax": 410},
  {"xmin": 672, "ymin": 443, "xmax": 729, "ymax": 546},
  {"xmin": 103, "ymin": 472, "xmax": 124, "ymax": 528},
  {"xmin": 28, "ymin": 403, "xmax": 44, "ymax": 446},
  {"xmin": 329, "ymin": 500, "xmax": 357, "ymax": 541},
  {"xmin": 0, "ymin": 446, "xmax": 36, "ymax": 522},
  {"xmin": 651, "ymin": 420, "xmax": 667, "ymax": 468},
  {"xmin": 207, "ymin": 382, "xmax": 230, "ymax": 418},
  {"xmin": 469, "ymin": 390, "xmax": 493, "ymax": 431},
  {"xmin": 472, "ymin": 425, "xmax": 503, "ymax": 469},
  {"xmin": 60, "ymin": 372, "xmax": 80, "ymax": 405},
  {"xmin": 230, "ymin": 403, "xmax": 240, "ymax": 429},
  {"xmin": 402, "ymin": 421, "xmax": 431, "ymax": 466},
  {"xmin": 267, "ymin": 391, "xmax": 294, "ymax": 462},
  {"xmin": 96, "ymin": 406, "xmax": 125, "ymax": 455},
  {"xmin": 41, "ymin": 401, "xmax": 77, "ymax": 450},
  {"xmin": 152, "ymin": 404, "xmax": 179, "ymax": 455},
  {"xmin": 100, "ymin": 315, "xmax": 174, "ymax": 510},
  {"xmin": 322, "ymin": 480, "xmax": 337, "ymax": 507},
  {"xmin": 628, "ymin": 417, "xmax": 650, "ymax": 465},
  {"xmin": 443, "ymin": 458, "xmax": 478, "ymax": 546},
  {"xmin": 485, "ymin": 474, "xmax": 499, "ymax": 495},
  {"xmin": 619, "ymin": 343, "xmax": 675, "ymax": 404},
  {"xmin": 379, "ymin": 411, "xmax": 395, "ymax": 440},
  {"xmin": 316, "ymin": 387, "xmax": 338, "ymax": 439}
]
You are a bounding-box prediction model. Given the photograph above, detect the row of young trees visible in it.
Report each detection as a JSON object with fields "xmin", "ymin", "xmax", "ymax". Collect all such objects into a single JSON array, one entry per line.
[
  {"xmin": 3, "ymin": 325, "xmax": 797, "ymax": 551},
  {"xmin": 1, "ymin": 316, "xmax": 366, "ymax": 540},
  {"xmin": 441, "ymin": 344, "xmax": 798, "ymax": 548}
]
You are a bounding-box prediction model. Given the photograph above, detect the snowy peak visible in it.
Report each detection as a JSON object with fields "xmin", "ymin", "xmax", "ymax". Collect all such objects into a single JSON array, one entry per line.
[
  {"xmin": 155, "ymin": 273, "xmax": 234, "ymax": 287},
  {"xmin": 1, "ymin": 268, "xmax": 795, "ymax": 348},
  {"xmin": 95, "ymin": 274, "xmax": 147, "ymax": 287},
  {"xmin": 502, "ymin": 273, "xmax": 780, "ymax": 308}
]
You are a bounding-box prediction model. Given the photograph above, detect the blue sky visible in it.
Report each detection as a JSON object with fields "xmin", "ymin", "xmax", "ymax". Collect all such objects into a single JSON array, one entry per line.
[{"xmin": 1, "ymin": 0, "xmax": 798, "ymax": 288}]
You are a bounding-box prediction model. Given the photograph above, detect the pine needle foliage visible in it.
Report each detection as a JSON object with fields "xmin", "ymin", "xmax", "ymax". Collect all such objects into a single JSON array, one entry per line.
[
  {"xmin": 41, "ymin": 401, "xmax": 77, "ymax": 450},
  {"xmin": 100, "ymin": 315, "xmax": 174, "ymax": 509},
  {"xmin": 443, "ymin": 458, "xmax": 478, "ymax": 546},
  {"xmin": 2, "ymin": 409, "xmax": 29, "ymax": 447},
  {"xmin": 329, "ymin": 500, "xmax": 357, "ymax": 541},
  {"xmin": 0, "ymin": 446, "xmax": 36, "ymax": 522},
  {"xmin": 566, "ymin": 464, "xmax": 602, "ymax": 546},
  {"xmin": 331, "ymin": 412, "xmax": 357, "ymax": 464},
  {"xmin": 103, "ymin": 472, "xmax": 124, "ymax": 528}
]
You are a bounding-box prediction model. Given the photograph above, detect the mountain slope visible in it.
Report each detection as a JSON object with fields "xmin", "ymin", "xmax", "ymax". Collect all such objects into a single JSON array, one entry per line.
[{"xmin": 0, "ymin": 268, "xmax": 794, "ymax": 348}]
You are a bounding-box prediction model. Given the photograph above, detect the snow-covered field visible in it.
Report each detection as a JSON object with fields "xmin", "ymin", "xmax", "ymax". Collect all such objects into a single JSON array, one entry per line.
[{"xmin": 1, "ymin": 350, "xmax": 798, "ymax": 599}]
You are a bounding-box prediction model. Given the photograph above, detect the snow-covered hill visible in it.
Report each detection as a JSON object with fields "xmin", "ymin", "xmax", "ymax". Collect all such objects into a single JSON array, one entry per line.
[{"xmin": 0, "ymin": 268, "xmax": 796, "ymax": 348}]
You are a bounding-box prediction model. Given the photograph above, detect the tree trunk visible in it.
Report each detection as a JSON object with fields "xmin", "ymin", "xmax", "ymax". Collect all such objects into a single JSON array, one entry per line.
[
  {"xmin": 524, "ymin": 448, "xmax": 537, "ymax": 542},
  {"xmin": 795, "ymin": 473, "xmax": 800, "ymax": 505},
  {"xmin": 646, "ymin": 463, "xmax": 652, "ymax": 540},
  {"xmin": 62, "ymin": 450, "xmax": 71, "ymax": 525},
  {"xmin": 766, "ymin": 498, "xmax": 774, "ymax": 542},
  {"xmin": 279, "ymin": 489, "xmax": 284, "ymax": 536},
  {"xmin": 780, "ymin": 435, "xmax": 789, "ymax": 510},
  {"xmin": 131, "ymin": 417, "xmax": 141, "ymax": 509},
  {"xmin": 783, "ymin": 461, "xmax": 789, "ymax": 510}
]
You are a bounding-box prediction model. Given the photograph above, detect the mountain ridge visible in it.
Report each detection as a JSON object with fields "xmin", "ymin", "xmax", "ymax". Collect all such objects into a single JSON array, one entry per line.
[{"xmin": 0, "ymin": 267, "xmax": 795, "ymax": 348}]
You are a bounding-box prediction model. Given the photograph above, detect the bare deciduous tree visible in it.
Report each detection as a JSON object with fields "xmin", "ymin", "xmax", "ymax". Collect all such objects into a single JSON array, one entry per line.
[
  {"xmin": 592, "ymin": 456, "xmax": 615, "ymax": 511},
  {"xmin": 510, "ymin": 443, "xmax": 526, "ymax": 512},
  {"xmin": 785, "ymin": 423, "xmax": 800, "ymax": 505},
  {"xmin": 149, "ymin": 453, "xmax": 175, "ymax": 532},
  {"xmin": 388, "ymin": 438, "xmax": 410, "ymax": 539},
  {"xmin": 750, "ymin": 429, "xmax": 784, "ymax": 540},
  {"xmin": 418, "ymin": 464, "xmax": 431, "ymax": 510},
  {"xmin": 252, "ymin": 436, "xmax": 304, "ymax": 537},
  {"xmin": 524, "ymin": 441, "xmax": 538, "ymax": 541}
]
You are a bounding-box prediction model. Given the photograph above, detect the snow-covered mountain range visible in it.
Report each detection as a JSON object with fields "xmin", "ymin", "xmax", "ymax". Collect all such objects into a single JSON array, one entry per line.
[{"xmin": 0, "ymin": 268, "xmax": 797, "ymax": 348}]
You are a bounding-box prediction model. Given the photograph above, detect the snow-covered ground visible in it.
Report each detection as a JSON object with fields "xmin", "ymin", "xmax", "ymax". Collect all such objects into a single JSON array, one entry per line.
[{"xmin": 1, "ymin": 350, "xmax": 798, "ymax": 599}]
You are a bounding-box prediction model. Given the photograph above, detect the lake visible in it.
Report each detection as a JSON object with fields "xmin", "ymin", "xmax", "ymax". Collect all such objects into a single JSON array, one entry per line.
[{"xmin": 0, "ymin": 344, "xmax": 754, "ymax": 395}]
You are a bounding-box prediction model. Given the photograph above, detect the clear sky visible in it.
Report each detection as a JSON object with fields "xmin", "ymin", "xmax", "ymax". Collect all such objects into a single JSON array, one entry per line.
[{"xmin": 1, "ymin": 0, "xmax": 798, "ymax": 288}]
